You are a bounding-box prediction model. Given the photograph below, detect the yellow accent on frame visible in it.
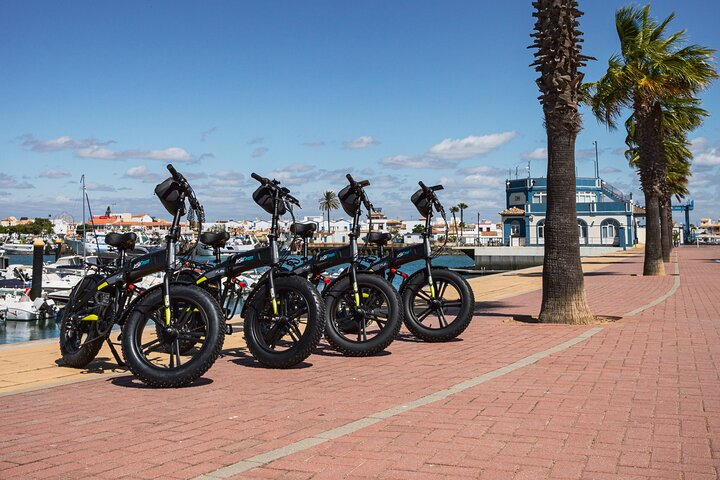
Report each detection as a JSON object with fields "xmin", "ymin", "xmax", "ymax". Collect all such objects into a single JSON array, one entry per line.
[
  {"xmin": 81, "ymin": 314, "xmax": 99, "ymax": 321},
  {"xmin": 97, "ymin": 282, "xmax": 109, "ymax": 291}
]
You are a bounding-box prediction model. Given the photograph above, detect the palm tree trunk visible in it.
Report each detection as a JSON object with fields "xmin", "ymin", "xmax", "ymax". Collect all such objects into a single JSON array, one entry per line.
[
  {"xmin": 659, "ymin": 196, "xmax": 671, "ymax": 262},
  {"xmin": 327, "ymin": 211, "xmax": 330, "ymax": 234},
  {"xmin": 539, "ymin": 129, "xmax": 594, "ymax": 325},
  {"xmin": 666, "ymin": 194, "xmax": 674, "ymax": 254},
  {"xmin": 636, "ymin": 103, "xmax": 666, "ymax": 276}
]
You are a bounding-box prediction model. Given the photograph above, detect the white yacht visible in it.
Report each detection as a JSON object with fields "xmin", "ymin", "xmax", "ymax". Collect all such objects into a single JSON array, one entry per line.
[{"xmin": 195, "ymin": 234, "xmax": 259, "ymax": 256}]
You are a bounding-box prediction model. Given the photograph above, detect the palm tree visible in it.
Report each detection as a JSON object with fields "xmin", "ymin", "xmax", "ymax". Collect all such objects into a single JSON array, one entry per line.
[
  {"xmin": 589, "ymin": 4, "xmax": 717, "ymax": 275},
  {"xmin": 624, "ymin": 97, "xmax": 708, "ymax": 261},
  {"xmin": 530, "ymin": 0, "xmax": 594, "ymax": 324},
  {"xmin": 318, "ymin": 191, "xmax": 339, "ymax": 233},
  {"xmin": 449, "ymin": 206, "xmax": 460, "ymax": 245},
  {"xmin": 457, "ymin": 203, "xmax": 469, "ymax": 227}
]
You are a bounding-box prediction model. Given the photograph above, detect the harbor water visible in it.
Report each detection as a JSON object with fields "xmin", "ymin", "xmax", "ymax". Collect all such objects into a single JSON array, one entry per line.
[{"xmin": 0, "ymin": 253, "xmax": 476, "ymax": 345}]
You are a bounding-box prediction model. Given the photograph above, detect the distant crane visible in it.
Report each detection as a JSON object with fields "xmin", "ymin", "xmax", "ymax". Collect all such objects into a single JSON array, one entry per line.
[{"xmin": 671, "ymin": 200, "xmax": 694, "ymax": 243}]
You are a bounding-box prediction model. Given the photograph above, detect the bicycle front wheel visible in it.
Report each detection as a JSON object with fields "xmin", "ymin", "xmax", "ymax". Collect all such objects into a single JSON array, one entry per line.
[
  {"xmin": 243, "ymin": 275, "xmax": 324, "ymax": 368},
  {"xmin": 121, "ymin": 285, "xmax": 225, "ymax": 388}
]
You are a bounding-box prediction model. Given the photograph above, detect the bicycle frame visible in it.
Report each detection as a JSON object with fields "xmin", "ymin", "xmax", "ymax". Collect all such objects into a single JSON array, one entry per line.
[{"xmin": 194, "ymin": 184, "xmax": 284, "ymax": 316}]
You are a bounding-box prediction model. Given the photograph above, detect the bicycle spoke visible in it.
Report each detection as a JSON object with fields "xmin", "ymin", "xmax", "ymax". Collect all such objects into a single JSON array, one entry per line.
[
  {"xmin": 141, "ymin": 337, "xmax": 162, "ymax": 350},
  {"xmin": 173, "ymin": 340, "xmax": 182, "ymax": 367},
  {"xmin": 416, "ymin": 289, "xmax": 432, "ymax": 302},
  {"xmin": 287, "ymin": 322, "xmax": 302, "ymax": 343},
  {"xmin": 436, "ymin": 280, "xmax": 449, "ymax": 299},
  {"xmin": 415, "ymin": 307, "xmax": 432, "ymax": 323},
  {"xmin": 356, "ymin": 321, "xmax": 367, "ymax": 342},
  {"xmin": 437, "ymin": 309, "xmax": 449, "ymax": 328},
  {"xmin": 443, "ymin": 300, "xmax": 463, "ymax": 308},
  {"xmin": 177, "ymin": 332, "xmax": 206, "ymax": 341},
  {"xmin": 174, "ymin": 306, "xmax": 195, "ymax": 329}
]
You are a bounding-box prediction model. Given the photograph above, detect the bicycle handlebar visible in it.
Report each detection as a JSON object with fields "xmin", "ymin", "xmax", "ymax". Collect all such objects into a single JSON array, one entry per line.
[
  {"xmin": 418, "ymin": 181, "xmax": 445, "ymax": 214},
  {"xmin": 167, "ymin": 164, "xmax": 203, "ymax": 214},
  {"xmin": 346, "ymin": 174, "xmax": 373, "ymax": 212},
  {"xmin": 251, "ymin": 172, "xmax": 301, "ymax": 207}
]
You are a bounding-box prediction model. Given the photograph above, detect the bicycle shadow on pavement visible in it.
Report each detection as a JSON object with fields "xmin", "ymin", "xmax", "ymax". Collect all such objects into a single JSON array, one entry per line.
[
  {"xmin": 223, "ymin": 347, "xmax": 314, "ymax": 369},
  {"xmin": 108, "ymin": 375, "xmax": 213, "ymax": 388}
]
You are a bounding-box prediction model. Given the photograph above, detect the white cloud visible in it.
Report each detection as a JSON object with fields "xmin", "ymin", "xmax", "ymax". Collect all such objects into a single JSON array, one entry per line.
[
  {"xmin": 379, "ymin": 155, "xmax": 456, "ymax": 169},
  {"xmin": 0, "ymin": 173, "xmax": 34, "ymax": 189},
  {"xmin": 521, "ymin": 147, "xmax": 547, "ymax": 161},
  {"xmin": 209, "ymin": 171, "xmax": 245, "ymax": 187},
  {"xmin": 344, "ymin": 135, "xmax": 379, "ymax": 149},
  {"xmin": 428, "ymin": 131, "xmax": 516, "ymax": 160},
  {"xmin": 86, "ymin": 182, "xmax": 116, "ymax": 192},
  {"xmin": 201, "ymin": 127, "xmax": 217, "ymax": 142},
  {"xmin": 285, "ymin": 163, "xmax": 315, "ymax": 172},
  {"xmin": 122, "ymin": 165, "xmax": 163, "ymax": 183},
  {"xmin": 21, "ymin": 134, "xmax": 194, "ymax": 162},
  {"xmin": 689, "ymin": 137, "xmax": 720, "ymax": 166},
  {"xmin": 690, "ymin": 137, "xmax": 709, "ymax": 154},
  {"xmin": 251, "ymin": 147, "xmax": 269, "ymax": 158},
  {"xmin": 39, "ymin": 169, "xmax": 71, "ymax": 179}
]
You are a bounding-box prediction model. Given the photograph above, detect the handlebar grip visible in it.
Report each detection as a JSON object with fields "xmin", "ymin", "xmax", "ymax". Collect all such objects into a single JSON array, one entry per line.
[
  {"xmin": 358, "ymin": 179, "xmax": 370, "ymax": 187},
  {"xmin": 251, "ymin": 172, "xmax": 265, "ymax": 184},
  {"xmin": 418, "ymin": 180, "xmax": 427, "ymax": 190},
  {"xmin": 167, "ymin": 164, "xmax": 179, "ymax": 178},
  {"xmin": 432, "ymin": 185, "xmax": 444, "ymax": 191},
  {"xmin": 346, "ymin": 173, "xmax": 356, "ymax": 186}
]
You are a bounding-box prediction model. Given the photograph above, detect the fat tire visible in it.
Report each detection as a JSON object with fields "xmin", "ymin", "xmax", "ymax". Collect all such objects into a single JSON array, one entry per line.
[
  {"xmin": 59, "ymin": 276, "xmax": 106, "ymax": 368},
  {"xmin": 121, "ymin": 285, "xmax": 225, "ymax": 388},
  {"xmin": 243, "ymin": 275, "xmax": 324, "ymax": 368},
  {"xmin": 324, "ymin": 273, "xmax": 401, "ymax": 356},
  {"xmin": 402, "ymin": 268, "xmax": 474, "ymax": 342},
  {"xmin": 59, "ymin": 311, "xmax": 105, "ymax": 368}
]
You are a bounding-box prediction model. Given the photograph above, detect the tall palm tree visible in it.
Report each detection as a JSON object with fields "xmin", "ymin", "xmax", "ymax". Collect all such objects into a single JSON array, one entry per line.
[
  {"xmin": 318, "ymin": 191, "xmax": 339, "ymax": 233},
  {"xmin": 589, "ymin": 4, "xmax": 717, "ymax": 275},
  {"xmin": 449, "ymin": 206, "xmax": 460, "ymax": 245},
  {"xmin": 457, "ymin": 203, "xmax": 469, "ymax": 227},
  {"xmin": 530, "ymin": 0, "xmax": 594, "ymax": 324},
  {"xmin": 624, "ymin": 97, "xmax": 708, "ymax": 261}
]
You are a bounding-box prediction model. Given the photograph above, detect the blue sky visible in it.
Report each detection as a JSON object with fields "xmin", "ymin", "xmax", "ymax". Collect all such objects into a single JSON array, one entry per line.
[{"xmin": 1, "ymin": 1, "xmax": 719, "ymax": 225}]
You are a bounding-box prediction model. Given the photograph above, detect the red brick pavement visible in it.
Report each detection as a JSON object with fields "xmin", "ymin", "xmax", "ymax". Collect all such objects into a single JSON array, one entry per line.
[{"xmin": 1, "ymin": 247, "xmax": 717, "ymax": 479}]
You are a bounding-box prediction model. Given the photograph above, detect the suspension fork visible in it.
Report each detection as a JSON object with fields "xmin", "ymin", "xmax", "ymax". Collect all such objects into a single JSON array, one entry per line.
[
  {"xmin": 424, "ymin": 235, "xmax": 435, "ymax": 298},
  {"xmin": 350, "ymin": 235, "xmax": 360, "ymax": 307}
]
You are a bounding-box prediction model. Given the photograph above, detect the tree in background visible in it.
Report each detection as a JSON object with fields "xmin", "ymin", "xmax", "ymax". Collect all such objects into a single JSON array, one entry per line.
[
  {"xmin": 318, "ymin": 191, "xmax": 340, "ymax": 233},
  {"xmin": 530, "ymin": 0, "xmax": 594, "ymax": 324},
  {"xmin": 590, "ymin": 4, "xmax": 717, "ymax": 275}
]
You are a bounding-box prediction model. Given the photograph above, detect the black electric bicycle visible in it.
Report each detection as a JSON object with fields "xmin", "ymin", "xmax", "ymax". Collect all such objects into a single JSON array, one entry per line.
[
  {"xmin": 189, "ymin": 173, "xmax": 325, "ymax": 368},
  {"xmin": 59, "ymin": 165, "xmax": 225, "ymax": 387},
  {"xmin": 362, "ymin": 181, "xmax": 475, "ymax": 341},
  {"xmin": 286, "ymin": 174, "xmax": 401, "ymax": 356}
]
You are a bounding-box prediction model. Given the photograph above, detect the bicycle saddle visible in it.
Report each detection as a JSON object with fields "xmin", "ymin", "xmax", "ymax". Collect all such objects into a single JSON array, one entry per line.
[
  {"xmin": 105, "ymin": 232, "xmax": 137, "ymax": 251},
  {"xmin": 199, "ymin": 231, "xmax": 230, "ymax": 248},
  {"xmin": 290, "ymin": 222, "xmax": 317, "ymax": 239},
  {"xmin": 365, "ymin": 232, "xmax": 392, "ymax": 246}
]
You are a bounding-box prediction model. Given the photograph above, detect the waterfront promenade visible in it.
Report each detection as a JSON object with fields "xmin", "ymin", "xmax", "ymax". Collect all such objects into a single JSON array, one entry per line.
[{"xmin": 0, "ymin": 246, "xmax": 718, "ymax": 479}]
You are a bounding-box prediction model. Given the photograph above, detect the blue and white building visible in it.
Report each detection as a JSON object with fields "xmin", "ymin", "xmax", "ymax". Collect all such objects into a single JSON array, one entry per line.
[{"xmin": 500, "ymin": 177, "xmax": 640, "ymax": 247}]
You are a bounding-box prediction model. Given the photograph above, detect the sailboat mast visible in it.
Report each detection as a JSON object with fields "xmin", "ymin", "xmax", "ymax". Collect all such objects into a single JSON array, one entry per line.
[{"xmin": 81, "ymin": 175, "xmax": 86, "ymax": 262}]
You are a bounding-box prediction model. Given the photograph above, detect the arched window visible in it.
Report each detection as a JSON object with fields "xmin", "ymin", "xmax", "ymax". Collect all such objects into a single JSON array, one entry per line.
[
  {"xmin": 510, "ymin": 221, "xmax": 520, "ymax": 236},
  {"xmin": 601, "ymin": 218, "xmax": 621, "ymax": 245},
  {"xmin": 577, "ymin": 219, "xmax": 588, "ymax": 244},
  {"xmin": 537, "ymin": 220, "xmax": 545, "ymax": 240}
]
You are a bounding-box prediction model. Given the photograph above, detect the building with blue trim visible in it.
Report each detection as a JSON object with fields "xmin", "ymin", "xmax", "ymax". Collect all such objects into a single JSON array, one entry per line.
[{"xmin": 500, "ymin": 177, "xmax": 640, "ymax": 247}]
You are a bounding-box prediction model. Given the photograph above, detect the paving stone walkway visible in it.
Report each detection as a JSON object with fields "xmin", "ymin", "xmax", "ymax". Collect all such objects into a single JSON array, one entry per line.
[{"xmin": 1, "ymin": 246, "xmax": 718, "ymax": 479}]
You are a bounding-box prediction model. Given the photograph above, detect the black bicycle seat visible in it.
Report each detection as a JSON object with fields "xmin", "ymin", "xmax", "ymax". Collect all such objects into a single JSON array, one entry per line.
[
  {"xmin": 290, "ymin": 222, "xmax": 317, "ymax": 239},
  {"xmin": 105, "ymin": 232, "xmax": 138, "ymax": 251},
  {"xmin": 365, "ymin": 232, "xmax": 392, "ymax": 246},
  {"xmin": 199, "ymin": 231, "xmax": 230, "ymax": 248}
]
